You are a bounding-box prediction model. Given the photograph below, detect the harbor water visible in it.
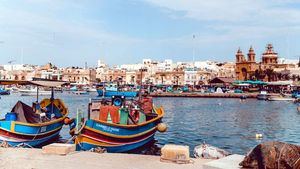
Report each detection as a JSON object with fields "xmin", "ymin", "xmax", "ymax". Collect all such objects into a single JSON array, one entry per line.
[{"xmin": 0, "ymin": 93, "xmax": 299, "ymax": 155}]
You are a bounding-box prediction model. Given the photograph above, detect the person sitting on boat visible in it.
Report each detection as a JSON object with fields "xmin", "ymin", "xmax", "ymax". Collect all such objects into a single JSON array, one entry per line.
[
  {"xmin": 129, "ymin": 105, "xmax": 140, "ymax": 124},
  {"xmin": 32, "ymin": 102, "xmax": 50, "ymax": 122},
  {"xmin": 140, "ymin": 91, "xmax": 153, "ymax": 114}
]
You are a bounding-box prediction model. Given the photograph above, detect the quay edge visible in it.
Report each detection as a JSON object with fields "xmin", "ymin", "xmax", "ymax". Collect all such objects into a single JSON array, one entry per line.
[
  {"xmin": 0, "ymin": 147, "xmax": 244, "ymax": 169},
  {"xmin": 150, "ymin": 93, "xmax": 258, "ymax": 98}
]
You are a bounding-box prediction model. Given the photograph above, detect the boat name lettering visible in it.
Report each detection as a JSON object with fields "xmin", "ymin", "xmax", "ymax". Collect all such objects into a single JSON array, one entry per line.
[{"xmin": 95, "ymin": 124, "xmax": 120, "ymax": 132}]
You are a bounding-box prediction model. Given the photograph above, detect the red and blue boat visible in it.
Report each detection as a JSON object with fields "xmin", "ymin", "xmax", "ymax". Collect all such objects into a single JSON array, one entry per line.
[
  {"xmin": 71, "ymin": 95, "xmax": 166, "ymax": 153},
  {"xmin": 0, "ymin": 80, "xmax": 70, "ymax": 147}
]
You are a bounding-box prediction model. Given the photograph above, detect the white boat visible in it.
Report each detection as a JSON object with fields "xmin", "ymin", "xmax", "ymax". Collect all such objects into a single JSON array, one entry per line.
[
  {"xmin": 19, "ymin": 88, "xmax": 51, "ymax": 96},
  {"xmin": 83, "ymin": 86, "xmax": 97, "ymax": 92},
  {"xmin": 257, "ymin": 91, "xmax": 268, "ymax": 100},
  {"xmin": 72, "ymin": 90, "xmax": 88, "ymax": 95},
  {"xmin": 267, "ymin": 95, "xmax": 294, "ymax": 101}
]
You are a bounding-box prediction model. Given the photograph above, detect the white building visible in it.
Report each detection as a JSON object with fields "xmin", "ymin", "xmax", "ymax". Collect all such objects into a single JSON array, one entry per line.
[
  {"xmin": 157, "ymin": 59, "xmax": 174, "ymax": 72},
  {"xmin": 184, "ymin": 68, "xmax": 198, "ymax": 85},
  {"xmin": 194, "ymin": 61, "xmax": 219, "ymax": 71},
  {"xmin": 278, "ymin": 58, "xmax": 298, "ymax": 65},
  {"xmin": 118, "ymin": 63, "xmax": 143, "ymax": 71},
  {"xmin": 97, "ymin": 60, "xmax": 106, "ymax": 68},
  {"xmin": 3, "ymin": 64, "xmax": 35, "ymax": 71}
]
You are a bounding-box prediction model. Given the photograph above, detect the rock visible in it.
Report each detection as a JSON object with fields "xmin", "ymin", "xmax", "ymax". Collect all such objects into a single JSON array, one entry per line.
[
  {"xmin": 239, "ymin": 141, "xmax": 300, "ymax": 169},
  {"xmin": 194, "ymin": 144, "xmax": 230, "ymax": 159}
]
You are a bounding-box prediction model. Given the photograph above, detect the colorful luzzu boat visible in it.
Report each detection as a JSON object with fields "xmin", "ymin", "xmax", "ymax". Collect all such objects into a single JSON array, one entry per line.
[
  {"xmin": 71, "ymin": 95, "xmax": 166, "ymax": 153},
  {"xmin": 0, "ymin": 80, "xmax": 69, "ymax": 147}
]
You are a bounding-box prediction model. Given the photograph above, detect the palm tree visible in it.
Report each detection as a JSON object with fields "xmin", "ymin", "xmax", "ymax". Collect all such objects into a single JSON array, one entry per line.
[{"xmin": 264, "ymin": 69, "xmax": 274, "ymax": 82}]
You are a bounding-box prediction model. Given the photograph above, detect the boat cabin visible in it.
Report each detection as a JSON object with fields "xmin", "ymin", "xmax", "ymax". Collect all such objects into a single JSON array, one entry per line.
[{"xmin": 88, "ymin": 96, "xmax": 157, "ymax": 125}]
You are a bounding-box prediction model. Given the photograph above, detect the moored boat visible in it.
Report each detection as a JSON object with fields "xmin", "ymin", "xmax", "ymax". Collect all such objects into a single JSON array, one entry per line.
[
  {"xmin": 70, "ymin": 94, "xmax": 165, "ymax": 153},
  {"xmin": 0, "ymin": 88, "xmax": 10, "ymax": 95},
  {"xmin": 73, "ymin": 90, "xmax": 89, "ymax": 95},
  {"xmin": 97, "ymin": 83, "xmax": 138, "ymax": 97},
  {"xmin": 257, "ymin": 91, "xmax": 268, "ymax": 100},
  {"xmin": 19, "ymin": 88, "xmax": 51, "ymax": 96},
  {"xmin": 267, "ymin": 95, "xmax": 294, "ymax": 101},
  {"xmin": 0, "ymin": 80, "xmax": 70, "ymax": 147}
]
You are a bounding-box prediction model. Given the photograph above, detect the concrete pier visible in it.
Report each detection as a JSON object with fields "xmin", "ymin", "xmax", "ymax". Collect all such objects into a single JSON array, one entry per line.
[
  {"xmin": 0, "ymin": 148, "xmax": 215, "ymax": 169},
  {"xmin": 150, "ymin": 92, "xmax": 257, "ymax": 98}
]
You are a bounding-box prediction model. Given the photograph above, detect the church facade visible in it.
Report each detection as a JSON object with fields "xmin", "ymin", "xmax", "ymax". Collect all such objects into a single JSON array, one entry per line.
[{"xmin": 235, "ymin": 44, "xmax": 280, "ymax": 81}]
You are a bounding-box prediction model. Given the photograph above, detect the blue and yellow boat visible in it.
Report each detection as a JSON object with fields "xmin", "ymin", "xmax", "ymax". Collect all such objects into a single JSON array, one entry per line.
[
  {"xmin": 0, "ymin": 80, "xmax": 70, "ymax": 147},
  {"xmin": 71, "ymin": 95, "xmax": 166, "ymax": 153}
]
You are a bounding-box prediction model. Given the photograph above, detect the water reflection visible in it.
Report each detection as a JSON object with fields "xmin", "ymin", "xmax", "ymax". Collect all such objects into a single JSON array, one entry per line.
[{"xmin": 0, "ymin": 94, "xmax": 299, "ymax": 155}]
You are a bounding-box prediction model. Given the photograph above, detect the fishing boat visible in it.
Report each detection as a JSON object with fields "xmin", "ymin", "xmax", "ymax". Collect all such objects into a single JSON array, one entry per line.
[
  {"xmin": 0, "ymin": 80, "xmax": 70, "ymax": 147},
  {"xmin": 70, "ymin": 86, "xmax": 78, "ymax": 91},
  {"xmin": 83, "ymin": 86, "xmax": 97, "ymax": 93},
  {"xmin": 257, "ymin": 91, "xmax": 268, "ymax": 100},
  {"xmin": 73, "ymin": 90, "xmax": 89, "ymax": 95},
  {"xmin": 97, "ymin": 83, "xmax": 138, "ymax": 97},
  {"xmin": 19, "ymin": 87, "xmax": 51, "ymax": 96},
  {"xmin": 0, "ymin": 88, "xmax": 10, "ymax": 95},
  {"xmin": 70, "ymin": 94, "xmax": 166, "ymax": 153}
]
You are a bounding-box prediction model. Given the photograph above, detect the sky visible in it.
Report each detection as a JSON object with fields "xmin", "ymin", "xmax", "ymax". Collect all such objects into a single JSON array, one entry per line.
[{"xmin": 0, "ymin": 0, "xmax": 300, "ymax": 67}]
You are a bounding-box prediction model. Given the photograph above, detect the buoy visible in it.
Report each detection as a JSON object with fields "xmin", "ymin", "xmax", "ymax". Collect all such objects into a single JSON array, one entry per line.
[
  {"xmin": 157, "ymin": 123, "xmax": 167, "ymax": 132},
  {"xmin": 64, "ymin": 117, "xmax": 74, "ymax": 125},
  {"xmin": 255, "ymin": 133, "xmax": 263, "ymax": 139}
]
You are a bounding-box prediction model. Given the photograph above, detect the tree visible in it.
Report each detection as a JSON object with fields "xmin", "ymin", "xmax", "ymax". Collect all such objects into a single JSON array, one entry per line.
[{"xmin": 264, "ymin": 69, "xmax": 274, "ymax": 82}]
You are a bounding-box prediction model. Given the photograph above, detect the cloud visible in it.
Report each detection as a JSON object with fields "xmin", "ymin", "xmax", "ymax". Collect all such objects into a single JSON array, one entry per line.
[
  {"xmin": 144, "ymin": 0, "xmax": 300, "ymax": 53},
  {"xmin": 145, "ymin": 0, "xmax": 300, "ymax": 24}
]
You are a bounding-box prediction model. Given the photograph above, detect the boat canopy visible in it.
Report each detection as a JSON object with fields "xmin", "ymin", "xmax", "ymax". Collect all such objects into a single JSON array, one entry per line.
[
  {"xmin": 11, "ymin": 101, "xmax": 40, "ymax": 123},
  {"xmin": 233, "ymin": 80, "xmax": 267, "ymax": 85},
  {"xmin": 0, "ymin": 80, "xmax": 67, "ymax": 87}
]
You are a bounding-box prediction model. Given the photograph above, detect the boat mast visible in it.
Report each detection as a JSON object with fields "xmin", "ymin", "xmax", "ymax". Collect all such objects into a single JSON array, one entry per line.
[
  {"xmin": 36, "ymin": 86, "xmax": 39, "ymax": 102},
  {"xmin": 50, "ymin": 87, "xmax": 54, "ymax": 100}
]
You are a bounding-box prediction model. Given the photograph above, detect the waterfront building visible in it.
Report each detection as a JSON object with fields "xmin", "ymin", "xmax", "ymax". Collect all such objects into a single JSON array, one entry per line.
[
  {"xmin": 184, "ymin": 68, "xmax": 198, "ymax": 85},
  {"xmin": 125, "ymin": 71, "xmax": 137, "ymax": 85},
  {"xmin": 99, "ymin": 69, "xmax": 126, "ymax": 84},
  {"xmin": 62, "ymin": 67, "xmax": 96, "ymax": 85},
  {"xmin": 154, "ymin": 70, "xmax": 184, "ymax": 85},
  {"xmin": 157, "ymin": 59, "xmax": 174, "ymax": 72},
  {"xmin": 234, "ymin": 44, "xmax": 294, "ymax": 82},
  {"xmin": 235, "ymin": 46, "xmax": 259, "ymax": 81}
]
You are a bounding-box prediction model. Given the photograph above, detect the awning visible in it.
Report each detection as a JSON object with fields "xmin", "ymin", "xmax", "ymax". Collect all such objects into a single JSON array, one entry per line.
[
  {"xmin": 0, "ymin": 80, "xmax": 68, "ymax": 87},
  {"xmin": 233, "ymin": 80, "xmax": 267, "ymax": 85},
  {"xmin": 30, "ymin": 80, "xmax": 67, "ymax": 87}
]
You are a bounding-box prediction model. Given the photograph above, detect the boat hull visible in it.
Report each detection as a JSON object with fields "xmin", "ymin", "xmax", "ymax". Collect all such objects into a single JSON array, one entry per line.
[
  {"xmin": 97, "ymin": 89, "xmax": 138, "ymax": 97},
  {"xmin": 73, "ymin": 107, "xmax": 164, "ymax": 153},
  {"xmin": 257, "ymin": 94, "xmax": 268, "ymax": 100},
  {"xmin": 19, "ymin": 90, "xmax": 51, "ymax": 96},
  {"xmin": 76, "ymin": 134, "xmax": 155, "ymax": 153},
  {"xmin": 0, "ymin": 120, "xmax": 64, "ymax": 147},
  {"xmin": 0, "ymin": 98, "xmax": 69, "ymax": 147},
  {"xmin": 267, "ymin": 97, "xmax": 294, "ymax": 101},
  {"xmin": 0, "ymin": 90, "xmax": 10, "ymax": 95}
]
